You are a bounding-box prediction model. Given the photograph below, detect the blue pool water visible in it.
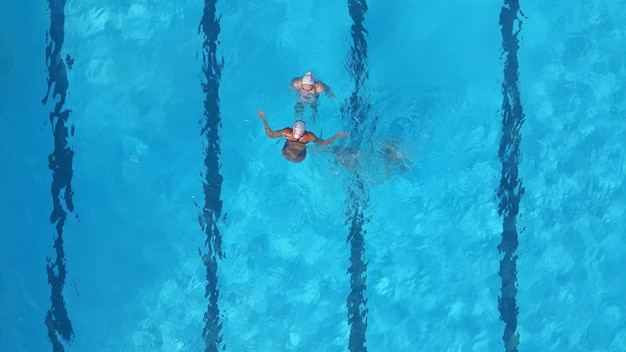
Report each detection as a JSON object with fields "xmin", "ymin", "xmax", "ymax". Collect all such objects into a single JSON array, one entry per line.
[{"xmin": 1, "ymin": 0, "xmax": 625, "ymax": 351}]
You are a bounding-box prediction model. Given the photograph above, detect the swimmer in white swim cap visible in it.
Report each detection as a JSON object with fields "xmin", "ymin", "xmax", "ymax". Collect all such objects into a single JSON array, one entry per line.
[
  {"xmin": 289, "ymin": 71, "xmax": 336, "ymax": 120},
  {"xmin": 257, "ymin": 109, "xmax": 347, "ymax": 163}
]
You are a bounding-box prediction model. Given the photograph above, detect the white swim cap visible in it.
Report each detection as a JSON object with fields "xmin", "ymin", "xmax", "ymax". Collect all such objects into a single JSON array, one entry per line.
[
  {"xmin": 301, "ymin": 72, "xmax": 315, "ymax": 86},
  {"xmin": 293, "ymin": 120, "xmax": 306, "ymax": 139}
]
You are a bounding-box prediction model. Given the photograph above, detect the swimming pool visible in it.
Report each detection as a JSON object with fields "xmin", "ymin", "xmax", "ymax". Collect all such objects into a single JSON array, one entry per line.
[{"xmin": 1, "ymin": 0, "xmax": 624, "ymax": 351}]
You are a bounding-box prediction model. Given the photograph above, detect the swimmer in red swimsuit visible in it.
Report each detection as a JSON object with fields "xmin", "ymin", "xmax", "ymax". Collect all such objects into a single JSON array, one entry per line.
[{"xmin": 257, "ymin": 109, "xmax": 347, "ymax": 163}]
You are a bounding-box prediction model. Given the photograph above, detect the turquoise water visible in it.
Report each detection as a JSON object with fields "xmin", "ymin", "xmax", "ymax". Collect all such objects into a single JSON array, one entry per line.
[{"xmin": 1, "ymin": 0, "xmax": 624, "ymax": 351}]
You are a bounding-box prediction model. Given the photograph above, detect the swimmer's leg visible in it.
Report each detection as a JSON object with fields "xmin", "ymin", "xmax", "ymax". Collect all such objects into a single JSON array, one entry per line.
[
  {"xmin": 294, "ymin": 102, "xmax": 304, "ymax": 117},
  {"xmin": 310, "ymin": 102, "xmax": 319, "ymax": 122},
  {"xmin": 384, "ymin": 163, "xmax": 392, "ymax": 180}
]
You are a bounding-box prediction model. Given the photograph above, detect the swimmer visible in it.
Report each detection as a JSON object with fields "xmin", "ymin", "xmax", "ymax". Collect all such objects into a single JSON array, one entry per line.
[
  {"xmin": 328, "ymin": 139, "xmax": 412, "ymax": 180},
  {"xmin": 376, "ymin": 139, "xmax": 412, "ymax": 177},
  {"xmin": 289, "ymin": 71, "xmax": 335, "ymax": 119},
  {"xmin": 257, "ymin": 109, "xmax": 347, "ymax": 163}
]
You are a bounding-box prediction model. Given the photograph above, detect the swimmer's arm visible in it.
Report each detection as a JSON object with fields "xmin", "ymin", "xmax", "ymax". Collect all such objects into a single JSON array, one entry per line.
[
  {"xmin": 318, "ymin": 82, "xmax": 336, "ymax": 99},
  {"xmin": 311, "ymin": 132, "xmax": 348, "ymax": 146},
  {"xmin": 289, "ymin": 78, "xmax": 301, "ymax": 91},
  {"xmin": 257, "ymin": 109, "xmax": 288, "ymax": 138}
]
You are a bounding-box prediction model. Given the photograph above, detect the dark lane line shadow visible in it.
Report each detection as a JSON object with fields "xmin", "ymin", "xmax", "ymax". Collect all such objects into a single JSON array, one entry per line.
[
  {"xmin": 197, "ymin": 1, "xmax": 226, "ymax": 351},
  {"xmin": 41, "ymin": 0, "xmax": 77, "ymax": 350},
  {"xmin": 496, "ymin": 2, "xmax": 526, "ymax": 351}
]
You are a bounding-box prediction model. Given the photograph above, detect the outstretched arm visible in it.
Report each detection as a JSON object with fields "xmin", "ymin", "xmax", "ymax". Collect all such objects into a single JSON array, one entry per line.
[
  {"xmin": 257, "ymin": 109, "xmax": 286, "ymax": 138},
  {"xmin": 318, "ymin": 82, "xmax": 336, "ymax": 100},
  {"xmin": 312, "ymin": 132, "xmax": 348, "ymax": 146}
]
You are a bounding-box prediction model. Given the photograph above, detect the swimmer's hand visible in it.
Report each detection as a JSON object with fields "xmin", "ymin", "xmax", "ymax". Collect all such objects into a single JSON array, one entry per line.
[
  {"xmin": 257, "ymin": 109, "xmax": 267, "ymax": 120},
  {"xmin": 314, "ymin": 131, "xmax": 349, "ymax": 147}
]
